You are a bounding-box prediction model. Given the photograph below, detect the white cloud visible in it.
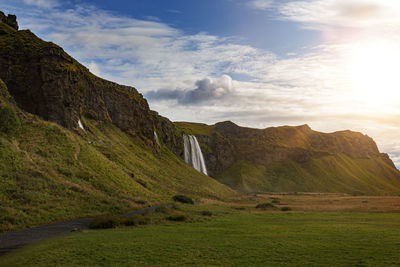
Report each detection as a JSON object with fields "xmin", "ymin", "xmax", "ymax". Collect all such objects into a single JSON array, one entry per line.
[
  {"xmin": 147, "ymin": 75, "xmax": 234, "ymax": 105},
  {"xmin": 87, "ymin": 61, "xmax": 101, "ymax": 77},
  {"xmin": 278, "ymin": 0, "xmax": 400, "ymax": 29},
  {"xmin": 248, "ymin": 0, "xmax": 274, "ymax": 10},
  {"xmin": 23, "ymin": 0, "xmax": 59, "ymax": 9}
]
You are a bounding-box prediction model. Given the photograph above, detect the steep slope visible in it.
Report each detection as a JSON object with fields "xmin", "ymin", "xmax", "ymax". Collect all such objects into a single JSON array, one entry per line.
[
  {"xmin": 0, "ymin": 12, "xmax": 183, "ymax": 156},
  {"xmin": 0, "ymin": 14, "xmax": 235, "ymax": 232},
  {"xmin": 0, "ymin": 79, "xmax": 234, "ymax": 232},
  {"xmin": 176, "ymin": 121, "xmax": 400, "ymax": 194}
]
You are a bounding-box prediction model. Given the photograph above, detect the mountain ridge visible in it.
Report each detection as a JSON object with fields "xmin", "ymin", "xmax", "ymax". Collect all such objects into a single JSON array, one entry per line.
[{"xmin": 175, "ymin": 120, "xmax": 400, "ymax": 194}]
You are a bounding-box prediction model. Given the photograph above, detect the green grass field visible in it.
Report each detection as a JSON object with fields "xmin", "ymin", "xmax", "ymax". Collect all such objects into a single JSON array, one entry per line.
[{"xmin": 1, "ymin": 209, "xmax": 400, "ymax": 266}]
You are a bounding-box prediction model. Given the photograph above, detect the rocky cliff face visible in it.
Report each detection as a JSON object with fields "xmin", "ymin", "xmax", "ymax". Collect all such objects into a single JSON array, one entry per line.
[
  {"xmin": 176, "ymin": 121, "xmax": 400, "ymax": 194},
  {"xmin": 180, "ymin": 121, "xmax": 396, "ymax": 177},
  {"xmin": 0, "ymin": 11, "xmax": 18, "ymax": 30},
  {"xmin": 0, "ymin": 14, "xmax": 183, "ymax": 153}
]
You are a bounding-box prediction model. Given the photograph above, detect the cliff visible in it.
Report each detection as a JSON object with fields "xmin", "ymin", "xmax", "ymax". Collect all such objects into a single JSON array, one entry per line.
[
  {"xmin": 176, "ymin": 121, "xmax": 400, "ymax": 194},
  {"xmin": 0, "ymin": 14, "xmax": 183, "ymax": 155},
  {"xmin": 0, "ymin": 14, "xmax": 234, "ymax": 232}
]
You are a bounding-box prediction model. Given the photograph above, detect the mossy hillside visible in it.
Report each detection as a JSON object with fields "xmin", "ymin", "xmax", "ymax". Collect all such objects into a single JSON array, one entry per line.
[
  {"xmin": 177, "ymin": 121, "xmax": 400, "ymax": 194},
  {"xmin": 216, "ymin": 155, "xmax": 400, "ymax": 195},
  {"xmin": 0, "ymin": 105, "xmax": 235, "ymax": 233},
  {"xmin": 174, "ymin": 121, "xmax": 215, "ymax": 136},
  {"xmin": 0, "ymin": 79, "xmax": 13, "ymax": 106}
]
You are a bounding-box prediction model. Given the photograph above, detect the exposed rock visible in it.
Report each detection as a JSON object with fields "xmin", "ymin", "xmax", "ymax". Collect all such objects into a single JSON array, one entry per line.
[
  {"xmin": 181, "ymin": 122, "xmax": 391, "ymax": 178},
  {"xmin": 0, "ymin": 11, "xmax": 18, "ymax": 30},
  {"xmin": 0, "ymin": 14, "xmax": 181, "ymax": 149}
]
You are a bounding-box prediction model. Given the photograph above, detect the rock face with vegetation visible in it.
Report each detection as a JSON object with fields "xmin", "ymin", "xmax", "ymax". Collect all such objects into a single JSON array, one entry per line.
[
  {"xmin": 0, "ymin": 14, "xmax": 234, "ymax": 232},
  {"xmin": 176, "ymin": 121, "xmax": 400, "ymax": 194},
  {"xmin": 0, "ymin": 13, "xmax": 183, "ymax": 154},
  {"xmin": 0, "ymin": 11, "xmax": 18, "ymax": 30}
]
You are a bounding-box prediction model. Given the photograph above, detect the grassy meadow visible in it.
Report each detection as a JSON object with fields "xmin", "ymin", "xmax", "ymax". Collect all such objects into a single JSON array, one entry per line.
[{"xmin": 1, "ymin": 194, "xmax": 400, "ymax": 266}]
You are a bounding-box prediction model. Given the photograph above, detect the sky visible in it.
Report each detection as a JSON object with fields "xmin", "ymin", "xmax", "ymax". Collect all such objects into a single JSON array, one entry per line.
[{"xmin": 2, "ymin": 0, "xmax": 400, "ymax": 166}]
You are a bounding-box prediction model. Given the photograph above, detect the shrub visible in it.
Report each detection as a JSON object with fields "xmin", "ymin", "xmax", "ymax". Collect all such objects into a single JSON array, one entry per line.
[
  {"xmin": 201, "ymin": 210, "xmax": 212, "ymax": 216},
  {"xmin": 173, "ymin": 195, "xmax": 194, "ymax": 204},
  {"xmin": 166, "ymin": 215, "xmax": 186, "ymax": 222},
  {"xmin": 89, "ymin": 218, "xmax": 119, "ymax": 229},
  {"xmin": 121, "ymin": 215, "xmax": 150, "ymax": 226},
  {"xmin": 256, "ymin": 203, "xmax": 276, "ymax": 210},
  {"xmin": 271, "ymin": 199, "xmax": 281, "ymax": 204},
  {"xmin": 134, "ymin": 200, "xmax": 146, "ymax": 205},
  {"xmin": 0, "ymin": 105, "xmax": 20, "ymax": 135},
  {"xmin": 281, "ymin": 207, "xmax": 292, "ymax": 211}
]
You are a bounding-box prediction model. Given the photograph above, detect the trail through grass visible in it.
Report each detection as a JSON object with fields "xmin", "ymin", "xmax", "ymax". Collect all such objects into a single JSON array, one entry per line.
[{"xmin": 1, "ymin": 212, "xmax": 399, "ymax": 266}]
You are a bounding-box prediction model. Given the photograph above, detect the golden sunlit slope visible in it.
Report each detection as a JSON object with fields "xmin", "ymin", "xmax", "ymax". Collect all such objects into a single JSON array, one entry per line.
[{"xmin": 177, "ymin": 121, "xmax": 400, "ymax": 195}]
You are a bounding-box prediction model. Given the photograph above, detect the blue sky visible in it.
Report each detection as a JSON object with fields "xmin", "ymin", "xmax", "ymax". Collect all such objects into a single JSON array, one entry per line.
[
  {"xmin": 81, "ymin": 0, "xmax": 319, "ymax": 55},
  {"xmin": 2, "ymin": 0, "xmax": 400, "ymax": 166}
]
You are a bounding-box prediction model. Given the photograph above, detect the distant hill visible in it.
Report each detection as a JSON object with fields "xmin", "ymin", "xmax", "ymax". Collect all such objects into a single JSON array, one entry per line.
[{"xmin": 175, "ymin": 121, "xmax": 400, "ymax": 195}]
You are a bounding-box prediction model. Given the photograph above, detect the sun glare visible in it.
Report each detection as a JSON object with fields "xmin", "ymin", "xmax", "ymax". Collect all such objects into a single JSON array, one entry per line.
[{"xmin": 349, "ymin": 41, "xmax": 400, "ymax": 105}]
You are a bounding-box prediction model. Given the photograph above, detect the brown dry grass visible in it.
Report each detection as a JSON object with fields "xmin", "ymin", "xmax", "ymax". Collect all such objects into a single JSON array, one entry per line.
[
  {"xmin": 256, "ymin": 193, "xmax": 400, "ymax": 212},
  {"xmin": 201, "ymin": 193, "xmax": 400, "ymax": 213}
]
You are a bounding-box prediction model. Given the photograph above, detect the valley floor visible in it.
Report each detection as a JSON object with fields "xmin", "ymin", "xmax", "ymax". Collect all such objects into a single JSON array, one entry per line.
[{"xmin": 1, "ymin": 194, "xmax": 400, "ymax": 266}]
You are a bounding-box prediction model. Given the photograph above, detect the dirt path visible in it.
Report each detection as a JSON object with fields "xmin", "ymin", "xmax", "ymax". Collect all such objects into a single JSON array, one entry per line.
[{"xmin": 0, "ymin": 204, "xmax": 173, "ymax": 257}]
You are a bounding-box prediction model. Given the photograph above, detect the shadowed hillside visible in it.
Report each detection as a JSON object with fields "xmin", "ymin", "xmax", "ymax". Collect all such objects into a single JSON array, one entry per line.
[
  {"xmin": 176, "ymin": 121, "xmax": 400, "ymax": 194},
  {"xmin": 0, "ymin": 13, "xmax": 235, "ymax": 232}
]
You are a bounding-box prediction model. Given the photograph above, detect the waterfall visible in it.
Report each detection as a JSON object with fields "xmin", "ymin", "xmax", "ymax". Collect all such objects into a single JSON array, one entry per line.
[
  {"xmin": 78, "ymin": 119, "xmax": 85, "ymax": 131},
  {"xmin": 154, "ymin": 131, "xmax": 160, "ymax": 146},
  {"xmin": 183, "ymin": 134, "xmax": 208, "ymax": 175}
]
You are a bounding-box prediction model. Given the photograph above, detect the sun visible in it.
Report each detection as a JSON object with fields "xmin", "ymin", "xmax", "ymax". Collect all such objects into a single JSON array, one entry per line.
[{"xmin": 349, "ymin": 41, "xmax": 400, "ymax": 106}]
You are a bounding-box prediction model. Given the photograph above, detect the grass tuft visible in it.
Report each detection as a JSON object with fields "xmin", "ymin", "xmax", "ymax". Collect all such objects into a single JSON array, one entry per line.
[
  {"xmin": 201, "ymin": 210, "xmax": 213, "ymax": 216},
  {"xmin": 280, "ymin": 207, "xmax": 292, "ymax": 211},
  {"xmin": 173, "ymin": 195, "xmax": 194, "ymax": 204},
  {"xmin": 256, "ymin": 203, "xmax": 277, "ymax": 210},
  {"xmin": 165, "ymin": 215, "xmax": 186, "ymax": 222}
]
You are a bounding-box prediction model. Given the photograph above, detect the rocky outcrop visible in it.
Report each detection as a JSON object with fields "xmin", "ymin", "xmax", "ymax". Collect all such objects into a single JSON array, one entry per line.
[
  {"xmin": 0, "ymin": 13, "xmax": 183, "ymax": 150},
  {"xmin": 0, "ymin": 11, "xmax": 18, "ymax": 30},
  {"xmin": 182, "ymin": 121, "xmax": 392, "ymax": 178}
]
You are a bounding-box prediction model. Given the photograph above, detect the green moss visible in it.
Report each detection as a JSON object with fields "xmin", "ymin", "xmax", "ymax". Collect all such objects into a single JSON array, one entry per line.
[
  {"xmin": 58, "ymin": 62, "xmax": 78, "ymax": 72},
  {"xmin": 0, "ymin": 22, "xmax": 17, "ymax": 35},
  {"xmin": 199, "ymin": 142, "xmax": 212, "ymax": 154},
  {"xmin": 0, "ymin": 105, "xmax": 20, "ymax": 135},
  {"xmin": 175, "ymin": 122, "xmax": 214, "ymax": 136}
]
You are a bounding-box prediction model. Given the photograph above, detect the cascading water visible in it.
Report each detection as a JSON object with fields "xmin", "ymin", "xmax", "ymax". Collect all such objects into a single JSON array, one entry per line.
[
  {"xmin": 78, "ymin": 119, "xmax": 85, "ymax": 131},
  {"xmin": 154, "ymin": 131, "xmax": 160, "ymax": 146},
  {"xmin": 183, "ymin": 134, "xmax": 208, "ymax": 175}
]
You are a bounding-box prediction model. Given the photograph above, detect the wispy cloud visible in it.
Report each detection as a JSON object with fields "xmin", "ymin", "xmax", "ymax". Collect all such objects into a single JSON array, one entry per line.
[
  {"xmin": 23, "ymin": 0, "xmax": 59, "ymax": 9},
  {"xmin": 247, "ymin": 0, "xmax": 274, "ymax": 10},
  {"xmin": 278, "ymin": 0, "xmax": 400, "ymax": 29},
  {"xmin": 167, "ymin": 9, "xmax": 182, "ymax": 14}
]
